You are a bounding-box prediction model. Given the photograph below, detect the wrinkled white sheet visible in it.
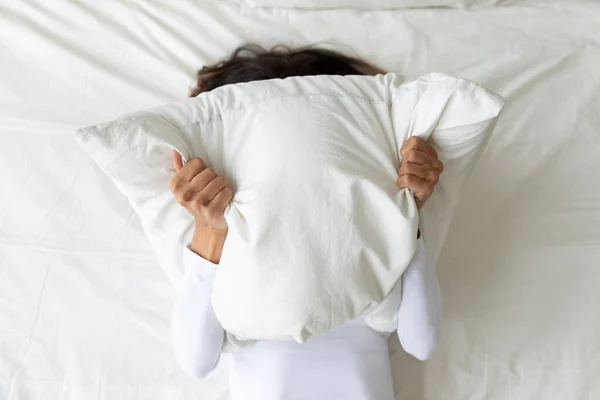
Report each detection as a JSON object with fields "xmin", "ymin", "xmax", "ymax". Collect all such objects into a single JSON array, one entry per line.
[{"xmin": 0, "ymin": 1, "xmax": 599, "ymax": 399}]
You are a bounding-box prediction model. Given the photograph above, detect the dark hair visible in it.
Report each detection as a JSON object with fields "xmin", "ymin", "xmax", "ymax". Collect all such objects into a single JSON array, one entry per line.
[{"xmin": 190, "ymin": 44, "xmax": 385, "ymax": 97}]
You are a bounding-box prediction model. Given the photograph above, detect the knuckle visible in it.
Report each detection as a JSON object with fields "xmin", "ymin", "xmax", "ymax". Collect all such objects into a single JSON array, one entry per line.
[
  {"xmin": 180, "ymin": 188, "xmax": 194, "ymax": 202},
  {"xmin": 189, "ymin": 157, "xmax": 203, "ymax": 166},
  {"xmin": 214, "ymin": 176, "xmax": 227, "ymax": 187},
  {"xmin": 170, "ymin": 179, "xmax": 184, "ymax": 195},
  {"xmin": 188, "ymin": 157, "xmax": 205, "ymax": 170},
  {"xmin": 409, "ymin": 136, "xmax": 422, "ymax": 145},
  {"xmin": 205, "ymin": 168, "xmax": 217, "ymax": 180},
  {"xmin": 196, "ymin": 192, "xmax": 209, "ymax": 205}
]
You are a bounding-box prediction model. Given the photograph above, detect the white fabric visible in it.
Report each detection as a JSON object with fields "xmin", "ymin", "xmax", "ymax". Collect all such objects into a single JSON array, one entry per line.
[
  {"xmin": 173, "ymin": 238, "xmax": 440, "ymax": 400},
  {"xmin": 74, "ymin": 73, "xmax": 503, "ymax": 345},
  {"xmin": 2, "ymin": 1, "xmax": 600, "ymax": 400},
  {"xmin": 235, "ymin": 0, "xmax": 523, "ymax": 10}
]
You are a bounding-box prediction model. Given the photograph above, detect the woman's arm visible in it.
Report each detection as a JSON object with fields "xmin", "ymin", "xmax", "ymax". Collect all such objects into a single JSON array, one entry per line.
[
  {"xmin": 171, "ymin": 225, "xmax": 227, "ymax": 380},
  {"xmin": 394, "ymin": 137, "xmax": 443, "ymax": 360},
  {"xmin": 396, "ymin": 238, "xmax": 442, "ymax": 361},
  {"xmin": 169, "ymin": 151, "xmax": 232, "ymax": 379}
]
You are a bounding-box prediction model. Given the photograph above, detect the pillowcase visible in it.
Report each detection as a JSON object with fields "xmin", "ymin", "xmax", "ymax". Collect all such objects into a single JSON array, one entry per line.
[
  {"xmin": 74, "ymin": 73, "xmax": 504, "ymax": 345},
  {"xmin": 233, "ymin": 0, "xmax": 522, "ymax": 10}
]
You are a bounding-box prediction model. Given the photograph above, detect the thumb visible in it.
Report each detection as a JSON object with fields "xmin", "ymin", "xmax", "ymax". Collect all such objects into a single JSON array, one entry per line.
[{"xmin": 172, "ymin": 150, "xmax": 184, "ymax": 172}]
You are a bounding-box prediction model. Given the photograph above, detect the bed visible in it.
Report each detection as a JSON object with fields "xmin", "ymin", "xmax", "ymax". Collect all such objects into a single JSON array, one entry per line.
[{"xmin": 1, "ymin": 1, "xmax": 599, "ymax": 399}]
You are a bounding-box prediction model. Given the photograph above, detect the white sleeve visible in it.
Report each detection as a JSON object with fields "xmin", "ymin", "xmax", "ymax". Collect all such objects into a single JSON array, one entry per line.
[
  {"xmin": 171, "ymin": 246, "xmax": 225, "ymax": 379},
  {"xmin": 396, "ymin": 237, "xmax": 442, "ymax": 361}
]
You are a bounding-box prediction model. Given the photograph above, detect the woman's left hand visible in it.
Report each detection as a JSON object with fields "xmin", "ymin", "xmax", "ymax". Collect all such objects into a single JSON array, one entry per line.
[{"xmin": 397, "ymin": 137, "xmax": 444, "ymax": 210}]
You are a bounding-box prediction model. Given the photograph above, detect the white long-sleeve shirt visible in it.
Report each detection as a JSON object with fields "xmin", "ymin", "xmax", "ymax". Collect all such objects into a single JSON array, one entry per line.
[{"xmin": 172, "ymin": 238, "xmax": 442, "ymax": 400}]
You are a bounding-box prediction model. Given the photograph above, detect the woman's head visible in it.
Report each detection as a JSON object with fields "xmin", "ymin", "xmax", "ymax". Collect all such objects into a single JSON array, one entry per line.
[{"xmin": 190, "ymin": 44, "xmax": 385, "ymax": 97}]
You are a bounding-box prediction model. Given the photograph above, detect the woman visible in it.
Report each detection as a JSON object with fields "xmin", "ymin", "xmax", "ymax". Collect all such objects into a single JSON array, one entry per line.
[{"xmin": 169, "ymin": 45, "xmax": 444, "ymax": 400}]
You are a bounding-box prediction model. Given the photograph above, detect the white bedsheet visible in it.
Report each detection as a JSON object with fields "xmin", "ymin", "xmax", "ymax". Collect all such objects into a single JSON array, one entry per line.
[{"xmin": 1, "ymin": 1, "xmax": 599, "ymax": 399}]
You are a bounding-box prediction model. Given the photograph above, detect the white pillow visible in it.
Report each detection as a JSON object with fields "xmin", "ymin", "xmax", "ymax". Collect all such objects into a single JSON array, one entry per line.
[
  {"xmin": 74, "ymin": 73, "xmax": 504, "ymax": 345},
  {"xmin": 234, "ymin": 0, "xmax": 522, "ymax": 10}
]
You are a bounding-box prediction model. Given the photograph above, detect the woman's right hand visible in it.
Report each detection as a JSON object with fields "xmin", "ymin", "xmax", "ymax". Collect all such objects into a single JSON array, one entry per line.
[{"xmin": 169, "ymin": 150, "xmax": 233, "ymax": 230}]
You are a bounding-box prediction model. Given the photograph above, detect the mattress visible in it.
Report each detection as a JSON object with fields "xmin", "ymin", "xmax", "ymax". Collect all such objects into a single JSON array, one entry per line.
[{"xmin": 1, "ymin": 1, "xmax": 599, "ymax": 399}]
